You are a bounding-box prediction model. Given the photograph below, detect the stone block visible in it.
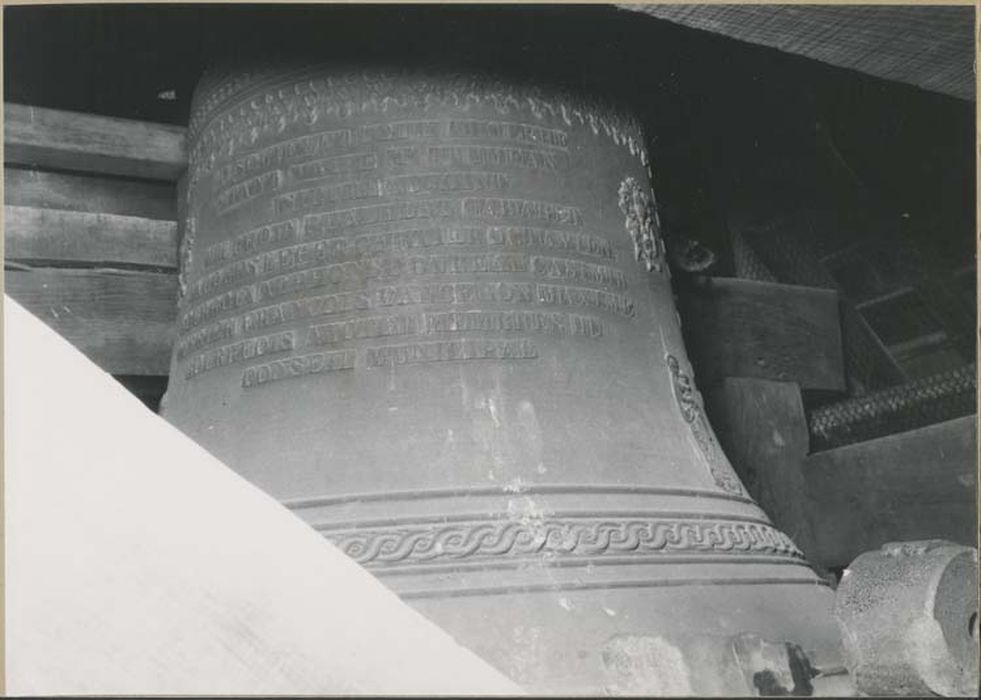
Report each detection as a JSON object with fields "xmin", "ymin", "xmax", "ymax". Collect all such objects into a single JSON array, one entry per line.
[{"xmin": 835, "ymin": 540, "xmax": 979, "ymax": 696}]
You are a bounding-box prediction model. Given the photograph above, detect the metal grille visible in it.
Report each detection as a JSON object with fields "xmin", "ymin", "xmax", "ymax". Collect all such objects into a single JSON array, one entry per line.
[{"xmin": 808, "ymin": 364, "xmax": 977, "ymax": 451}]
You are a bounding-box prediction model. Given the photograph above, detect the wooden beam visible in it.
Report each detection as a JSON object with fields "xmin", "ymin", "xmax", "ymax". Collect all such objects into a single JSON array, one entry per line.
[
  {"xmin": 734, "ymin": 217, "xmax": 907, "ymax": 392},
  {"xmin": 802, "ymin": 415, "xmax": 977, "ymax": 569},
  {"xmin": 4, "ymin": 167, "xmax": 177, "ymax": 221},
  {"xmin": 4, "ymin": 103, "xmax": 186, "ymax": 181},
  {"xmin": 704, "ymin": 378, "xmax": 825, "ymax": 572},
  {"xmin": 4, "ymin": 205, "xmax": 178, "ymax": 269},
  {"xmin": 678, "ymin": 276, "xmax": 845, "ymax": 391},
  {"xmin": 4, "ymin": 268, "xmax": 177, "ymax": 375}
]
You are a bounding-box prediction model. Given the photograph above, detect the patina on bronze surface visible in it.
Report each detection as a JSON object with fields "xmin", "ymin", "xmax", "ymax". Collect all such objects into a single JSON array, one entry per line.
[{"xmin": 162, "ymin": 62, "xmax": 842, "ymax": 692}]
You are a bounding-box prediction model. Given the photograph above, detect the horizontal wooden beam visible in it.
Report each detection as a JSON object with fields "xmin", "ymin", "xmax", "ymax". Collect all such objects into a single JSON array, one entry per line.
[
  {"xmin": 4, "ymin": 103, "xmax": 187, "ymax": 181},
  {"xmin": 678, "ymin": 276, "xmax": 846, "ymax": 391},
  {"xmin": 4, "ymin": 167, "xmax": 177, "ymax": 221},
  {"xmin": 3, "ymin": 268, "xmax": 851, "ymax": 382},
  {"xmin": 5, "ymin": 268, "xmax": 177, "ymax": 375},
  {"xmin": 803, "ymin": 415, "xmax": 977, "ymax": 569},
  {"xmin": 4, "ymin": 205, "xmax": 178, "ymax": 269}
]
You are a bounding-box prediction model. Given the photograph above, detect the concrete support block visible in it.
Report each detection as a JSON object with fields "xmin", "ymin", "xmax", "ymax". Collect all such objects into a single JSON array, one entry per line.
[{"xmin": 835, "ymin": 540, "xmax": 979, "ymax": 696}]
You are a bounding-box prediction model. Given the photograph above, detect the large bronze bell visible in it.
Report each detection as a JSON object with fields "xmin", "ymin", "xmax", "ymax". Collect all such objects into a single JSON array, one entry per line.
[{"xmin": 162, "ymin": 62, "xmax": 842, "ymax": 692}]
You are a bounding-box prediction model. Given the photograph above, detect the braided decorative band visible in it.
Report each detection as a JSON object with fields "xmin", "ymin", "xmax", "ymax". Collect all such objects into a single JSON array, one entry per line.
[{"xmin": 322, "ymin": 517, "xmax": 804, "ymax": 567}]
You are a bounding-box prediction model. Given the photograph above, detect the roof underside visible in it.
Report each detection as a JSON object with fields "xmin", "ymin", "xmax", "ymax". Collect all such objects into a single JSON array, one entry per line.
[{"xmin": 620, "ymin": 4, "xmax": 976, "ymax": 101}]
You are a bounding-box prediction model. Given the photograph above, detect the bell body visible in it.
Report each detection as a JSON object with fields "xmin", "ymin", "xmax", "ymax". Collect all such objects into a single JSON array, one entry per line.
[{"xmin": 163, "ymin": 63, "xmax": 841, "ymax": 692}]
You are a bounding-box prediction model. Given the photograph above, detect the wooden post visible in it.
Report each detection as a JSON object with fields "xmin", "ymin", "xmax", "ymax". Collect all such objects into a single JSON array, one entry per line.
[{"xmin": 704, "ymin": 378, "xmax": 823, "ymax": 570}]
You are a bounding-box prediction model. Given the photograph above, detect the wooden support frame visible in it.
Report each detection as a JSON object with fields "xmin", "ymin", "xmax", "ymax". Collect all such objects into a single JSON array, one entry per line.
[
  {"xmin": 705, "ymin": 376, "xmax": 977, "ymax": 571},
  {"xmin": 679, "ymin": 276, "xmax": 845, "ymax": 391},
  {"xmin": 4, "ymin": 268, "xmax": 177, "ymax": 375},
  {"xmin": 802, "ymin": 415, "xmax": 978, "ymax": 568},
  {"xmin": 4, "ymin": 103, "xmax": 186, "ymax": 181},
  {"xmin": 4, "ymin": 104, "xmax": 185, "ymax": 376},
  {"xmin": 729, "ymin": 214, "xmax": 909, "ymax": 393},
  {"xmin": 4, "ymin": 167, "xmax": 177, "ymax": 219},
  {"xmin": 4, "ymin": 205, "xmax": 178, "ymax": 269}
]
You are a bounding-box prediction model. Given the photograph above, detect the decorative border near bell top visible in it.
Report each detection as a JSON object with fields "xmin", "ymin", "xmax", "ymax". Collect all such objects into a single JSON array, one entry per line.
[
  {"xmin": 323, "ymin": 516, "xmax": 803, "ymax": 567},
  {"xmin": 187, "ymin": 67, "xmax": 650, "ymax": 190},
  {"xmin": 666, "ymin": 354, "xmax": 747, "ymax": 497}
]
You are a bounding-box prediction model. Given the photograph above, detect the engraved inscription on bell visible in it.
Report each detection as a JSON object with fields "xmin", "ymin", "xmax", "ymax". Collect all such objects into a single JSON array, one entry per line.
[{"xmin": 162, "ymin": 65, "xmax": 842, "ymax": 693}]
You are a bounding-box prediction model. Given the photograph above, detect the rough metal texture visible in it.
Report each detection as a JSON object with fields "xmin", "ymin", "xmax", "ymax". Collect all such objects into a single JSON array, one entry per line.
[
  {"xmin": 809, "ymin": 364, "xmax": 977, "ymax": 451},
  {"xmin": 835, "ymin": 540, "xmax": 979, "ymax": 696},
  {"xmin": 621, "ymin": 5, "xmax": 975, "ymax": 101},
  {"xmin": 162, "ymin": 62, "xmax": 843, "ymax": 692}
]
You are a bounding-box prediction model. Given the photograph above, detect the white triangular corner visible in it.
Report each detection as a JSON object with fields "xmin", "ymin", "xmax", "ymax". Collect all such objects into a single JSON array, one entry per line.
[{"xmin": 3, "ymin": 294, "xmax": 523, "ymax": 695}]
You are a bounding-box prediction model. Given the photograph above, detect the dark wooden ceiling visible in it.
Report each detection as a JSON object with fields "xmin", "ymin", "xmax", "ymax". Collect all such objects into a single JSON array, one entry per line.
[{"xmin": 622, "ymin": 4, "xmax": 976, "ymax": 101}]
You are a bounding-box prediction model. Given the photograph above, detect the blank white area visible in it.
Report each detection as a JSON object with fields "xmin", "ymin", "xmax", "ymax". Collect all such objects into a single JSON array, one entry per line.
[{"xmin": 3, "ymin": 295, "xmax": 522, "ymax": 695}]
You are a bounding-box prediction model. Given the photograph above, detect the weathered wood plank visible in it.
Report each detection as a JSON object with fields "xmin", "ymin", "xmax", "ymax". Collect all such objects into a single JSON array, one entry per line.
[
  {"xmin": 4, "ymin": 205, "xmax": 178, "ymax": 269},
  {"xmin": 678, "ymin": 276, "xmax": 845, "ymax": 391},
  {"xmin": 4, "ymin": 103, "xmax": 186, "ymax": 181},
  {"xmin": 734, "ymin": 216, "xmax": 907, "ymax": 392},
  {"xmin": 803, "ymin": 415, "xmax": 977, "ymax": 569},
  {"xmin": 4, "ymin": 268, "xmax": 177, "ymax": 374},
  {"xmin": 4, "ymin": 167, "xmax": 177, "ymax": 220}
]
